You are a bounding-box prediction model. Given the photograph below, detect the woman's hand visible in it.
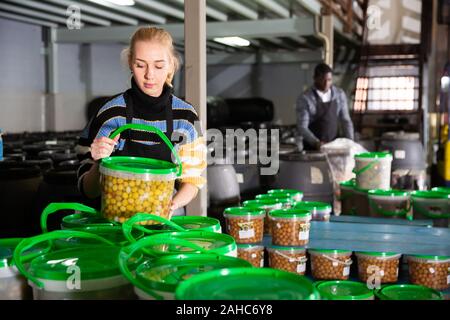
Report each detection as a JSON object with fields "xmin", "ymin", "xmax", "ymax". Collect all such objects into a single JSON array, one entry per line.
[
  {"xmin": 90, "ymin": 135, "xmax": 120, "ymax": 161},
  {"xmin": 168, "ymin": 183, "xmax": 199, "ymax": 217}
]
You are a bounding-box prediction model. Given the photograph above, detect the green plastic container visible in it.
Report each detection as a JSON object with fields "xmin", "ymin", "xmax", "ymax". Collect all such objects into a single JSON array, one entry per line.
[
  {"xmin": 267, "ymin": 245, "xmax": 307, "ymax": 275},
  {"xmin": 267, "ymin": 189, "xmax": 304, "ymax": 203},
  {"xmin": 375, "ymin": 284, "xmax": 443, "ymax": 300},
  {"xmin": 406, "ymin": 255, "xmax": 450, "ymax": 291},
  {"xmin": 309, "ymin": 249, "xmax": 353, "ymax": 280},
  {"xmin": 119, "ymin": 236, "xmax": 251, "ymax": 300},
  {"xmin": 315, "ymin": 280, "xmax": 375, "ymax": 300},
  {"xmin": 13, "ymin": 230, "xmax": 138, "ymax": 300},
  {"xmin": 411, "ymin": 190, "xmax": 450, "ymax": 220},
  {"xmin": 294, "ymin": 201, "xmax": 332, "ymax": 221},
  {"xmin": 132, "ymin": 231, "xmax": 237, "ymax": 257},
  {"xmin": 175, "ymin": 268, "xmax": 320, "ymax": 300},
  {"xmin": 223, "ymin": 207, "xmax": 265, "ymax": 244},
  {"xmin": 243, "ymin": 199, "xmax": 283, "ymax": 235},
  {"xmin": 339, "ymin": 180, "xmax": 356, "ymax": 215},
  {"xmin": 368, "ymin": 189, "xmax": 411, "ymax": 219},
  {"xmin": 354, "ymin": 152, "xmax": 392, "ymax": 190},
  {"xmin": 170, "ymin": 216, "xmax": 222, "ymax": 233},
  {"xmin": 269, "ymin": 209, "xmax": 311, "ymax": 247},
  {"xmin": 100, "ymin": 124, "xmax": 182, "ymax": 224}
]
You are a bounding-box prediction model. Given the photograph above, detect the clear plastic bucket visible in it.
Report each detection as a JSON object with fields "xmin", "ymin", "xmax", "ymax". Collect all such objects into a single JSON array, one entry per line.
[
  {"xmin": 407, "ymin": 255, "xmax": 450, "ymax": 291},
  {"xmin": 355, "ymin": 251, "xmax": 402, "ymax": 284},
  {"xmin": 267, "ymin": 246, "xmax": 307, "ymax": 275},
  {"xmin": 99, "ymin": 124, "xmax": 182, "ymax": 224},
  {"xmin": 223, "ymin": 207, "xmax": 265, "ymax": 244},
  {"xmin": 354, "ymin": 152, "xmax": 392, "ymax": 190},
  {"xmin": 269, "ymin": 209, "xmax": 311, "ymax": 246},
  {"xmin": 368, "ymin": 190, "xmax": 410, "ymax": 219},
  {"xmin": 236, "ymin": 244, "xmax": 265, "ymax": 268},
  {"xmin": 309, "ymin": 249, "xmax": 353, "ymax": 280}
]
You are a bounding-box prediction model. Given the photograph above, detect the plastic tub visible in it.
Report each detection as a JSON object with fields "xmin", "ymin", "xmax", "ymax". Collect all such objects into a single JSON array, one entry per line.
[
  {"xmin": 354, "ymin": 152, "xmax": 392, "ymax": 190},
  {"xmin": 294, "ymin": 201, "xmax": 332, "ymax": 222},
  {"xmin": 267, "ymin": 189, "xmax": 304, "ymax": 204},
  {"xmin": 353, "ymin": 186, "xmax": 371, "ymax": 217},
  {"xmin": 99, "ymin": 124, "xmax": 182, "ymax": 224},
  {"xmin": 267, "ymin": 246, "xmax": 307, "ymax": 275},
  {"xmin": 309, "ymin": 249, "xmax": 353, "ymax": 280},
  {"xmin": 407, "ymin": 255, "xmax": 450, "ymax": 291},
  {"xmin": 368, "ymin": 190, "xmax": 410, "ymax": 219},
  {"xmin": 119, "ymin": 237, "xmax": 251, "ymax": 300},
  {"xmin": 269, "ymin": 209, "xmax": 311, "ymax": 246},
  {"xmin": 315, "ymin": 280, "xmax": 375, "ymax": 300},
  {"xmin": 411, "ymin": 191, "xmax": 450, "ymax": 227},
  {"xmin": 355, "ymin": 251, "xmax": 402, "ymax": 284},
  {"xmin": 223, "ymin": 207, "xmax": 265, "ymax": 244},
  {"xmin": 255, "ymin": 193, "xmax": 293, "ymax": 208},
  {"xmin": 175, "ymin": 267, "xmax": 320, "ymax": 300},
  {"xmin": 243, "ymin": 199, "xmax": 283, "ymax": 235},
  {"xmin": 131, "ymin": 231, "xmax": 238, "ymax": 257},
  {"xmin": 375, "ymin": 284, "xmax": 443, "ymax": 300},
  {"xmin": 13, "ymin": 231, "xmax": 137, "ymax": 300},
  {"xmin": 237, "ymin": 244, "xmax": 265, "ymax": 268}
]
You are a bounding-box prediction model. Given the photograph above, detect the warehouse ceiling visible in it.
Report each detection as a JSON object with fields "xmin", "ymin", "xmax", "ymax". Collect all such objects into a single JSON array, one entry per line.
[{"xmin": 0, "ymin": 0, "xmax": 364, "ymax": 56}]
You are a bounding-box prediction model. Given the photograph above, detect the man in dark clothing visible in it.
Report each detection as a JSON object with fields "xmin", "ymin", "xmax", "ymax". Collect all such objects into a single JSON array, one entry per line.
[{"xmin": 296, "ymin": 63, "xmax": 354, "ymax": 150}]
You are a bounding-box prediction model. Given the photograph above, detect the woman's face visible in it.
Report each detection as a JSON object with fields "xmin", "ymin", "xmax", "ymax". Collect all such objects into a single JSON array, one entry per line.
[{"xmin": 130, "ymin": 41, "xmax": 172, "ymax": 97}]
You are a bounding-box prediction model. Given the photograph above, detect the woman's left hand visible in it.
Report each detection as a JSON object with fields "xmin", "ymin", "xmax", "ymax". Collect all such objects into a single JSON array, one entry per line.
[{"xmin": 169, "ymin": 199, "xmax": 180, "ymax": 216}]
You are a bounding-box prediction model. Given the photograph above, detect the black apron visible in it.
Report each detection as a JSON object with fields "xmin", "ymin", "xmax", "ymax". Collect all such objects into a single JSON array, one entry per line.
[
  {"xmin": 306, "ymin": 89, "xmax": 339, "ymax": 149},
  {"xmin": 114, "ymin": 90, "xmax": 174, "ymax": 163}
]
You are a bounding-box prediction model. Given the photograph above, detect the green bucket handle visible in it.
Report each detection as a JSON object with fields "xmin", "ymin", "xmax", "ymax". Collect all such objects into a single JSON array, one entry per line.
[
  {"xmin": 122, "ymin": 213, "xmax": 186, "ymax": 243},
  {"xmin": 118, "ymin": 236, "xmax": 207, "ymax": 300},
  {"xmin": 109, "ymin": 123, "xmax": 182, "ymax": 177},
  {"xmin": 412, "ymin": 199, "xmax": 450, "ymax": 219},
  {"xmin": 368, "ymin": 197, "xmax": 411, "ymax": 219},
  {"xmin": 13, "ymin": 230, "xmax": 116, "ymax": 289},
  {"xmin": 40, "ymin": 202, "xmax": 104, "ymax": 233},
  {"xmin": 352, "ymin": 160, "xmax": 378, "ymax": 175}
]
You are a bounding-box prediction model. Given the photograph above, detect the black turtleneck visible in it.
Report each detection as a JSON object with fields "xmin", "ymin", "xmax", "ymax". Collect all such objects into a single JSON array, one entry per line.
[{"xmin": 129, "ymin": 77, "xmax": 172, "ymax": 116}]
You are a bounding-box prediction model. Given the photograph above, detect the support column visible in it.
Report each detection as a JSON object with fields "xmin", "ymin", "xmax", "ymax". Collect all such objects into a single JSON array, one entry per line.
[
  {"xmin": 321, "ymin": 14, "xmax": 334, "ymax": 67},
  {"xmin": 184, "ymin": 0, "xmax": 207, "ymax": 217},
  {"xmin": 44, "ymin": 27, "xmax": 59, "ymax": 131}
]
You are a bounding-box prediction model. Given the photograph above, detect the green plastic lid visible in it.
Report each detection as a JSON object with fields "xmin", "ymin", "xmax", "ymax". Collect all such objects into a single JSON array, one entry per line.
[
  {"xmin": 29, "ymin": 246, "xmax": 130, "ymax": 280},
  {"xmin": 268, "ymin": 189, "xmax": 303, "ymax": 196},
  {"xmin": 255, "ymin": 194, "xmax": 292, "ymax": 204},
  {"xmin": 431, "ymin": 187, "xmax": 450, "ymax": 194},
  {"xmin": 57, "ymin": 225, "xmax": 134, "ymax": 247},
  {"xmin": 407, "ymin": 254, "xmax": 450, "ymax": 261},
  {"xmin": 242, "ymin": 199, "xmax": 283, "ymax": 209},
  {"xmin": 368, "ymin": 189, "xmax": 409, "ymax": 197},
  {"xmin": 0, "ymin": 238, "xmax": 49, "ymax": 268},
  {"xmin": 411, "ymin": 190, "xmax": 450, "ymax": 199},
  {"xmin": 224, "ymin": 207, "xmax": 265, "ymax": 217},
  {"xmin": 170, "ymin": 216, "xmax": 221, "ymax": 233},
  {"xmin": 61, "ymin": 213, "xmax": 118, "ymax": 229},
  {"xmin": 316, "ymin": 281, "xmax": 374, "ymax": 300},
  {"xmin": 101, "ymin": 156, "xmax": 177, "ymax": 175},
  {"xmin": 355, "ymin": 152, "xmax": 392, "ymax": 159},
  {"xmin": 294, "ymin": 201, "xmax": 332, "ymax": 212},
  {"xmin": 340, "ymin": 180, "xmax": 356, "ymax": 188},
  {"xmin": 356, "ymin": 251, "xmax": 401, "ymax": 258},
  {"xmin": 269, "ymin": 208, "xmax": 311, "ymax": 219},
  {"xmin": 175, "ymin": 267, "xmax": 320, "ymax": 300},
  {"xmin": 143, "ymin": 231, "xmax": 236, "ymax": 256},
  {"xmin": 377, "ymin": 284, "xmax": 443, "ymax": 300},
  {"xmin": 309, "ymin": 249, "xmax": 352, "ymax": 255},
  {"xmin": 136, "ymin": 254, "xmax": 251, "ymax": 293}
]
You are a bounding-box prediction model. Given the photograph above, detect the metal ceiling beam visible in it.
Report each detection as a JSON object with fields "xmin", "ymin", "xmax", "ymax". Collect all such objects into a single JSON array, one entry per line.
[
  {"xmin": 212, "ymin": 0, "xmax": 258, "ymax": 20},
  {"xmin": 0, "ymin": 10, "xmax": 58, "ymax": 28},
  {"xmin": 56, "ymin": 18, "xmax": 316, "ymax": 43},
  {"xmin": 0, "ymin": 2, "xmax": 81, "ymax": 25},
  {"xmin": 256, "ymin": 0, "xmax": 290, "ymax": 18},
  {"xmin": 207, "ymin": 50, "xmax": 324, "ymax": 65},
  {"xmin": 296, "ymin": 0, "xmax": 322, "ymax": 15},
  {"xmin": 170, "ymin": 0, "xmax": 228, "ymax": 21},
  {"xmin": 5, "ymin": 0, "xmax": 111, "ymax": 26},
  {"xmin": 86, "ymin": 0, "xmax": 166, "ymax": 24},
  {"xmin": 135, "ymin": 0, "xmax": 184, "ymax": 20},
  {"xmin": 43, "ymin": 0, "xmax": 138, "ymax": 25}
]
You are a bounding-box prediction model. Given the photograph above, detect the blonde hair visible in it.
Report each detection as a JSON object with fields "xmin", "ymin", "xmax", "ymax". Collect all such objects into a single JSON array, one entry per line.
[{"xmin": 123, "ymin": 27, "xmax": 180, "ymax": 87}]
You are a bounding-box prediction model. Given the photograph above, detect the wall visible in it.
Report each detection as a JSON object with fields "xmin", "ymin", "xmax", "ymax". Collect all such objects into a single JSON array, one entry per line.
[{"xmin": 0, "ymin": 18, "xmax": 45, "ymax": 133}]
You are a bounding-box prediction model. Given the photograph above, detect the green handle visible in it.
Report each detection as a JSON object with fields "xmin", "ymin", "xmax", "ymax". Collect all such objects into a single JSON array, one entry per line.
[
  {"xmin": 118, "ymin": 236, "xmax": 206, "ymax": 300},
  {"xmin": 368, "ymin": 198, "xmax": 410, "ymax": 218},
  {"xmin": 13, "ymin": 230, "xmax": 116, "ymax": 289},
  {"xmin": 40, "ymin": 202, "xmax": 100, "ymax": 233},
  {"xmin": 122, "ymin": 213, "xmax": 187, "ymax": 243},
  {"xmin": 109, "ymin": 123, "xmax": 182, "ymax": 177},
  {"xmin": 352, "ymin": 160, "xmax": 378, "ymax": 175}
]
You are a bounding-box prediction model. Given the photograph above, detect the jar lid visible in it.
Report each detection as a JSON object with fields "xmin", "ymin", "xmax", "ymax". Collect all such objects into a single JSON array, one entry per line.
[
  {"xmin": 368, "ymin": 189, "xmax": 409, "ymax": 197},
  {"xmin": 407, "ymin": 254, "xmax": 450, "ymax": 262},
  {"xmin": 377, "ymin": 284, "xmax": 443, "ymax": 300},
  {"xmin": 355, "ymin": 152, "xmax": 392, "ymax": 159},
  {"xmin": 269, "ymin": 208, "xmax": 311, "ymax": 219},
  {"xmin": 356, "ymin": 251, "xmax": 401, "ymax": 258},
  {"xmin": 411, "ymin": 190, "xmax": 450, "ymax": 199},
  {"xmin": 316, "ymin": 281, "xmax": 374, "ymax": 300},
  {"xmin": 223, "ymin": 207, "xmax": 265, "ymax": 217},
  {"xmin": 170, "ymin": 216, "xmax": 221, "ymax": 233},
  {"xmin": 100, "ymin": 156, "xmax": 177, "ymax": 175},
  {"xmin": 255, "ymin": 193, "xmax": 292, "ymax": 204},
  {"xmin": 243, "ymin": 199, "xmax": 283, "ymax": 209},
  {"xmin": 294, "ymin": 201, "xmax": 332, "ymax": 212}
]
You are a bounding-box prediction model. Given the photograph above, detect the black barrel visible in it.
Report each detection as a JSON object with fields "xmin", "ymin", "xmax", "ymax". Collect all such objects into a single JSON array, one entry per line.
[
  {"xmin": 268, "ymin": 151, "xmax": 334, "ymax": 204},
  {"xmin": 379, "ymin": 132, "xmax": 426, "ymax": 170},
  {"xmin": 0, "ymin": 164, "xmax": 43, "ymax": 237},
  {"xmin": 224, "ymin": 98, "xmax": 274, "ymax": 125},
  {"xmin": 207, "ymin": 96, "xmax": 230, "ymax": 128}
]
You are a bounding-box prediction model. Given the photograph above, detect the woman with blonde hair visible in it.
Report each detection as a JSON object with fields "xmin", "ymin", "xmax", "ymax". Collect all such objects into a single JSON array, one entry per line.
[{"xmin": 77, "ymin": 27, "xmax": 206, "ymax": 216}]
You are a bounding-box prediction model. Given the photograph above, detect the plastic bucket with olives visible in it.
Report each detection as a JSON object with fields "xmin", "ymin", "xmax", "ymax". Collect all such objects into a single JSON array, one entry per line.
[
  {"xmin": 355, "ymin": 251, "xmax": 402, "ymax": 284},
  {"xmin": 243, "ymin": 199, "xmax": 283, "ymax": 235},
  {"xmin": 354, "ymin": 152, "xmax": 392, "ymax": 191},
  {"xmin": 269, "ymin": 208, "xmax": 311, "ymax": 246},
  {"xmin": 119, "ymin": 236, "xmax": 251, "ymax": 300},
  {"xmin": 267, "ymin": 189, "xmax": 304, "ymax": 204},
  {"xmin": 309, "ymin": 249, "xmax": 353, "ymax": 280},
  {"xmin": 223, "ymin": 207, "xmax": 265, "ymax": 244},
  {"xmin": 411, "ymin": 191, "xmax": 450, "ymax": 227},
  {"xmin": 407, "ymin": 255, "xmax": 450, "ymax": 291},
  {"xmin": 294, "ymin": 201, "xmax": 332, "ymax": 222},
  {"xmin": 236, "ymin": 244, "xmax": 265, "ymax": 268},
  {"xmin": 99, "ymin": 124, "xmax": 182, "ymax": 225},
  {"xmin": 267, "ymin": 245, "xmax": 307, "ymax": 275},
  {"xmin": 368, "ymin": 189, "xmax": 411, "ymax": 219}
]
